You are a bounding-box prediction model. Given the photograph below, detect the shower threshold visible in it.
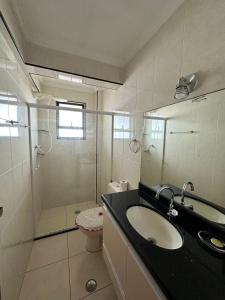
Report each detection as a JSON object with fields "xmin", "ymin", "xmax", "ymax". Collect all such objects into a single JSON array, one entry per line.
[{"xmin": 35, "ymin": 201, "xmax": 97, "ymax": 239}]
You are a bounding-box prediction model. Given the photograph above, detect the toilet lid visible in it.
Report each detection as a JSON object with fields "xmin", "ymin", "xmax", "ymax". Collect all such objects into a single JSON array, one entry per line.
[{"xmin": 76, "ymin": 207, "xmax": 103, "ymax": 231}]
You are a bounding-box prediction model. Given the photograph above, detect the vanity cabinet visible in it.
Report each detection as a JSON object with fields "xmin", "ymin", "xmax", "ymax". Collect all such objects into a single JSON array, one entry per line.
[
  {"xmin": 126, "ymin": 247, "xmax": 161, "ymax": 300},
  {"xmin": 103, "ymin": 205, "xmax": 127, "ymax": 299},
  {"xmin": 103, "ymin": 205, "xmax": 166, "ymax": 300}
]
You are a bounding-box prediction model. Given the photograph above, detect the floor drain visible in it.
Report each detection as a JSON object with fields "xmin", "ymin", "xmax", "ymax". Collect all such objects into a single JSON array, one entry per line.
[
  {"xmin": 74, "ymin": 210, "xmax": 81, "ymax": 214},
  {"xmin": 85, "ymin": 279, "xmax": 97, "ymax": 293}
]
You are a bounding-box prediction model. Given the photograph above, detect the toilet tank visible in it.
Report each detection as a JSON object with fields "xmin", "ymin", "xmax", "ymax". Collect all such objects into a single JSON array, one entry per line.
[{"xmin": 107, "ymin": 182, "xmax": 121, "ymax": 193}]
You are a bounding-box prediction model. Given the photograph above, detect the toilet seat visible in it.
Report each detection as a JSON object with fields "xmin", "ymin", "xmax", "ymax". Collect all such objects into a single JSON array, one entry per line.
[{"xmin": 76, "ymin": 207, "xmax": 103, "ymax": 232}]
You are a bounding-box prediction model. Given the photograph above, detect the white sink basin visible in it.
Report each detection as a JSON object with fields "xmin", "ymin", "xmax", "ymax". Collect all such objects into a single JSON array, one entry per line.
[
  {"xmin": 126, "ymin": 206, "xmax": 183, "ymax": 250},
  {"xmin": 174, "ymin": 196, "xmax": 225, "ymax": 224}
]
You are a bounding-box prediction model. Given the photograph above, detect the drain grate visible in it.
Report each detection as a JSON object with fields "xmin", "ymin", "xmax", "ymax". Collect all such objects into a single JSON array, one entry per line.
[{"xmin": 85, "ymin": 279, "xmax": 97, "ymax": 293}]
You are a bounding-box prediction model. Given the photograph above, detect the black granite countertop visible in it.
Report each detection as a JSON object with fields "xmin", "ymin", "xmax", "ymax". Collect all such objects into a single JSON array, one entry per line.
[{"xmin": 102, "ymin": 184, "xmax": 225, "ymax": 300}]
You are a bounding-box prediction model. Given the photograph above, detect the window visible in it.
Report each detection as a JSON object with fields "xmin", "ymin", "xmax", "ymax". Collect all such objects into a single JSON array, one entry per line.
[
  {"xmin": 56, "ymin": 101, "xmax": 86, "ymax": 139},
  {"xmin": 0, "ymin": 94, "xmax": 19, "ymax": 137},
  {"xmin": 151, "ymin": 119, "xmax": 164, "ymax": 139},
  {"xmin": 58, "ymin": 73, "xmax": 83, "ymax": 84},
  {"xmin": 113, "ymin": 115, "xmax": 131, "ymax": 139}
]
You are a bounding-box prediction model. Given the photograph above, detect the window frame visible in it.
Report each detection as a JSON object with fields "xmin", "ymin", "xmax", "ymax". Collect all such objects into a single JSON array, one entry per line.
[{"xmin": 56, "ymin": 100, "xmax": 86, "ymax": 140}]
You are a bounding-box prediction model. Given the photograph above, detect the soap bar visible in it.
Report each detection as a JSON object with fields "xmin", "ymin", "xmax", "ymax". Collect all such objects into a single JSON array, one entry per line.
[{"xmin": 210, "ymin": 238, "xmax": 224, "ymax": 248}]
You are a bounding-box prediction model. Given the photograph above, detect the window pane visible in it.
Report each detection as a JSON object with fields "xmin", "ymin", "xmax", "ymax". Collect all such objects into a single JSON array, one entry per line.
[
  {"xmin": 114, "ymin": 131, "xmax": 123, "ymax": 139},
  {"xmin": 123, "ymin": 117, "xmax": 130, "ymax": 130},
  {"xmin": 8, "ymin": 104, "xmax": 18, "ymax": 122},
  {"xmin": 58, "ymin": 103, "xmax": 83, "ymax": 127},
  {"xmin": 151, "ymin": 120, "xmax": 164, "ymax": 140},
  {"xmin": 57, "ymin": 102, "xmax": 85, "ymax": 138},
  {"xmin": 58, "ymin": 128, "xmax": 83, "ymax": 138},
  {"xmin": 0, "ymin": 127, "xmax": 10, "ymax": 137},
  {"xmin": 59, "ymin": 110, "xmax": 83, "ymax": 127},
  {"xmin": 114, "ymin": 131, "xmax": 130, "ymax": 139},
  {"xmin": 10, "ymin": 128, "xmax": 19, "ymax": 137},
  {"xmin": 114, "ymin": 115, "xmax": 130, "ymax": 130},
  {"xmin": 0, "ymin": 95, "xmax": 18, "ymax": 137},
  {"xmin": 0, "ymin": 103, "xmax": 9, "ymax": 124},
  {"xmin": 59, "ymin": 103, "xmax": 81, "ymax": 109}
]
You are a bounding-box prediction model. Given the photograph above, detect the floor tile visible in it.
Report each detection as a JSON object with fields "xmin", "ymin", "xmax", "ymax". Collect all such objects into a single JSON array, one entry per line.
[
  {"xmin": 82, "ymin": 284, "xmax": 118, "ymax": 300},
  {"xmin": 27, "ymin": 233, "xmax": 68, "ymax": 271},
  {"xmin": 66, "ymin": 204, "xmax": 79, "ymax": 229},
  {"xmin": 69, "ymin": 251, "xmax": 111, "ymax": 300},
  {"xmin": 36, "ymin": 220, "xmax": 66, "ymax": 237},
  {"xmin": 35, "ymin": 202, "xmax": 97, "ymax": 237},
  {"xmin": 65, "ymin": 203, "xmax": 80, "ymax": 214},
  {"xmin": 40, "ymin": 206, "xmax": 66, "ymax": 219},
  {"xmin": 20, "ymin": 260, "xmax": 70, "ymax": 300},
  {"xmin": 87, "ymin": 201, "xmax": 97, "ymax": 209},
  {"xmin": 36, "ymin": 207, "xmax": 67, "ymax": 237},
  {"xmin": 68, "ymin": 229, "xmax": 86, "ymax": 257},
  {"xmin": 1, "ymin": 275, "xmax": 24, "ymax": 300},
  {"xmin": 66, "ymin": 215, "xmax": 77, "ymax": 229},
  {"xmin": 66, "ymin": 202, "xmax": 97, "ymax": 229}
]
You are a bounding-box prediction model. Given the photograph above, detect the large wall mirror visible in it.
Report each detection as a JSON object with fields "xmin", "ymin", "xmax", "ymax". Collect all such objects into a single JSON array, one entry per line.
[{"xmin": 141, "ymin": 88, "xmax": 225, "ymax": 224}]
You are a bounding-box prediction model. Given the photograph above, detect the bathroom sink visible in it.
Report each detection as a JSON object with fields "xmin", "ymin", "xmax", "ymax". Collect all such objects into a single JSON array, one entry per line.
[
  {"xmin": 126, "ymin": 206, "xmax": 183, "ymax": 250},
  {"xmin": 174, "ymin": 196, "xmax": 225, "ymax": 224}
]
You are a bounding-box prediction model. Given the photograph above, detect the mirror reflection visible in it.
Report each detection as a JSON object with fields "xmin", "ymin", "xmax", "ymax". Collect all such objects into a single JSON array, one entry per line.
[{"xmin": 141, "ymin": 89, "xmax": 225, "ymax": 224}]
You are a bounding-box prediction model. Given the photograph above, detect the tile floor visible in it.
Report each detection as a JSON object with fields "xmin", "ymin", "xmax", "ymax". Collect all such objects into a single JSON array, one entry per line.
[
  {"xmin": 36, "ymin": 201, "xmax": 97, "ymax": 238},
  {"xmin": 20, "ymin": 230, "xmax": 117, "ymax": 300}
]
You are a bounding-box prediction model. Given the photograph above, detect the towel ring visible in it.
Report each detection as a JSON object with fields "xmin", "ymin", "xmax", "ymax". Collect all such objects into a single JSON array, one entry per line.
[{"xmin": 129, "ymin": 139, "xmax": 141, "ymax": 153}]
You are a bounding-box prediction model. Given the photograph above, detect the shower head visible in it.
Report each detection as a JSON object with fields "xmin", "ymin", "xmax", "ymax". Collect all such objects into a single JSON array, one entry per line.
[{"xmin": 174, "ymin": 74, "xmax": 197, "ymax": 100}]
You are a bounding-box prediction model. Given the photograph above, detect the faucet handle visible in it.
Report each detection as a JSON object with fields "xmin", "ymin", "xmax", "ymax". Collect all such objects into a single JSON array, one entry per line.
[
  {"xmin": 167, "ymin": 208, "xmax": 178, "ymax": 217},
  {"xmin": 171, "ymin": 209, "xmax": 178, "ymax": 217}
]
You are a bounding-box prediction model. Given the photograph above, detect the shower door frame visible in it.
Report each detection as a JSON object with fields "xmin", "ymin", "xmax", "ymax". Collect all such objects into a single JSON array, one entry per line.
[{"xmin": 26, "ymin": 101, "xmax": 131, "ymax": 238}]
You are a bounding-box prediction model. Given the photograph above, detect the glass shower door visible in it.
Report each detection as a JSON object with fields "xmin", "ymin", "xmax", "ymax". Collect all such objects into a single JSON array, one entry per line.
[{"xmin": 30, "ymin": 104, "xmax": 98, "ymax": 238}]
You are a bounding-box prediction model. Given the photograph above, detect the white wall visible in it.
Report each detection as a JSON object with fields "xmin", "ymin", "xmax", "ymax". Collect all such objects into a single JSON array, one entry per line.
[
  {"xmin": 0, "ymin": 23, "xmax": 36, "ymax": 300},
  {"xmin": 102, "ymin": 0, "xmax": 225, "ymax": 190},
  {"xmin": 98, "ymin": 114, "xmax": 112, "ymax": 196},
  {"xmin": 0, "ymin": 0, "xmax": 26, "ymax": 58},
  {"xmin": 34, "ymin": 86, "xmax": 98, "ymax": 209}
]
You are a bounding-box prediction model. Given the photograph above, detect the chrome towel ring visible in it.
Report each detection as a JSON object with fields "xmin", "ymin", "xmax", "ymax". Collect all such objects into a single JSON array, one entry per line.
[{"xmin": 129, "ymin": 139, "xmax": 141, "ymax": 153}]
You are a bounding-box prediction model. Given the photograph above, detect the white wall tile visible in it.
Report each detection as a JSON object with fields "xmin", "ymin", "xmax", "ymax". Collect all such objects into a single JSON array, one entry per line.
[{"xmin": 102, "ymin": 0, "xmax": 225, "ymax": 191}]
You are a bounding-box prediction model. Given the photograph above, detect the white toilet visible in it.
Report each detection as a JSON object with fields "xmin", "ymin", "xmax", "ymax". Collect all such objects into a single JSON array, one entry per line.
[
  {"xmin": 76, "ymin": 206, "xmax": 103, "ymax": 252},
  {"xmin": 75, "ymin": 182, "xmax": 123, "ymax": 252}
]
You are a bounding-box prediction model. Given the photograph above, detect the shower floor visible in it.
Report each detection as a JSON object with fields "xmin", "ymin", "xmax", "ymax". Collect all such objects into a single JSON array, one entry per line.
[{"xmin": 35, "ymin": 201, "xmax": 97, "ymax": 238}]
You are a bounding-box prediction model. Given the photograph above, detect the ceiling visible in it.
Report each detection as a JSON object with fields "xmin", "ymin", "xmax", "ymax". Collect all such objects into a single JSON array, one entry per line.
[{"xmin": 10, "ymin": 0, "xmax": 184, "ymax": 67}]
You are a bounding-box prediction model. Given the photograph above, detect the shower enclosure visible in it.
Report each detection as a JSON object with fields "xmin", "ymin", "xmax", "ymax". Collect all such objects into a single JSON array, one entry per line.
[
  {"xmin": 27, "ymin": 101, "xmax": 115, "ymax": 238},
  {"xmin": 0, "ymin": 93, "xmax": 134, "ymax": 239}
]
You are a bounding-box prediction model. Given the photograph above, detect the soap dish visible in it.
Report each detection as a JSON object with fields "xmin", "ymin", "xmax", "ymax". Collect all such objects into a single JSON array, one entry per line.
[{"xmin": 198, "ymin": 231, "xmax": 225, "ymax": 254}]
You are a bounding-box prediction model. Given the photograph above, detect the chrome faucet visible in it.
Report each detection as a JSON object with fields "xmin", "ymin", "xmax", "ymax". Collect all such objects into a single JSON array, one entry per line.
[
  {"xmin": 155, "ymin": 186, "xmax": 178, "ymax": 217},
  {"xmin": 181, "ymin": 182, "xmax": 194, "ymax": 206}
]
